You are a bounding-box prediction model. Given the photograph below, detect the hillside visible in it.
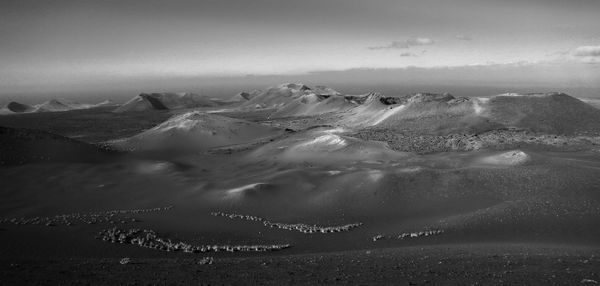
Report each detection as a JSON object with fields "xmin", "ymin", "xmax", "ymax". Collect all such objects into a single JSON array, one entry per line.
[
  {"xmin": 110, "ymin": 111, "xmax": 283, "ymax": 152},
  {"xmin": 114, "ymin": 93, "xmax": 224, "ymax": 112},
  {"xmin": 0, "ymin": 126, "xmax": 118, "ymax": 165}
]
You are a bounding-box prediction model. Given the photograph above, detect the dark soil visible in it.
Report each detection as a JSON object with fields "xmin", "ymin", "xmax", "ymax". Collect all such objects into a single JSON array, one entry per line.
[
  {"xmin": 1, "ymin": 244, "xmax": 598, "ymax": 285},
  {"xmin": 0, "ymin": 107, "xmax": 172, "ymax": 143}
]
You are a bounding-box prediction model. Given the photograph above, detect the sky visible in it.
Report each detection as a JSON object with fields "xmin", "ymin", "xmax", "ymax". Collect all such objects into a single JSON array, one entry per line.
[{"xmin": 1, "ymin": 0, "xmax": 599, "ymax": 99}]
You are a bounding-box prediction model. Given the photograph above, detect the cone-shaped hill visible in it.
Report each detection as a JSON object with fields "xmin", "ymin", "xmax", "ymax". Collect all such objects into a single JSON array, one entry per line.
[
  {"xmin": 481, "ymin": 93, "xmax": 600, "ymax": 135},
  {"xmin": 341, "ymin": 92, "xmax": 600, "ymax": 135},
  {"xmin": 7, "ymin": 102, "xmax": 35, "ymax": 113},
  {"xmin": 110, "ymin": 111, "xmax": 283, "ymax": 152}
]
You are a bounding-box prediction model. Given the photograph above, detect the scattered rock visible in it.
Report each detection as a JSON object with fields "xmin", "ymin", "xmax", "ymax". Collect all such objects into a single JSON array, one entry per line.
[
  {"xmin": 97, "ymin": 227, "xmax": 291, "ymax": 253},
  {"xmin": 211, "ymin": 211, "xmax": 362, "ymax": 234},
  {"xmin": 0, "ymin": 206, "xmax": 173, "ymax": 227},
  {"xmin": 197, "ymin": 257, "xmax": 214, "ymax": 265},
  {"xmin": 398, "ymin": 229, "xmax": 444, "ymax": 239}
]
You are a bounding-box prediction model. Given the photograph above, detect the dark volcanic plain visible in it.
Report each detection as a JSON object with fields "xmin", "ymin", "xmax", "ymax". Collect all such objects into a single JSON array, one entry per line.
[{"xmin": 1, "ymin": 86, "xmax": 600, "ymax": 285}]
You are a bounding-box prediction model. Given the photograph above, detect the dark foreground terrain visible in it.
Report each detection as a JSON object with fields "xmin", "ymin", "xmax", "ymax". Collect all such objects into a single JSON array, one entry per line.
[{"xmin": 2, "ymin": 244, "xmax": 599, "ymax": 285}]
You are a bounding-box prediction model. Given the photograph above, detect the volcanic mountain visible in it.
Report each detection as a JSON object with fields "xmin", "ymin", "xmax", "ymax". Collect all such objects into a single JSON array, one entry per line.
[
  {"xmin": 222, "ymin": 85, "xmax": 600, "ymax": 156},
  {"xmin": 235, "ymin": 83, "xmax": 358, "ymax": 118},
  {"xmin": 0, "ymin": 99, "xmax": 112, "ymax": 115},
  {"xmin": 114, "ymin": 92, "xmax": 224, "ymax": 112},
  {"xmin": 227, "ymin": 90, "xmax": 262, "ymax": 102},
  {"xmin": 33, "ymin": 99, "xmax": 75, "ymax": 112},
  {"xmin": 479, "ymin": 92, "xmax": 600, "ymax": 135},
  {"xmin": 332, "ymin": 92, "xmax": 600, "ymax": 135},
  {"xmin": 250, "ymin": 126, "xmax": 405, "ymax": 163},
  {"xmin": 0, "ymin": 101, "xmax": 35, "ymax": 114},
  {"xmin": 342, "ymin": 92, "xmax": 499, "ymax": 134},
  {"xmin": 269, "ymin": 91, "xmax": 356, "ymax": 118},
  {"xmin": 110, "ymin": 111, "xmax": 282, "ymax": 152},
  {"xmin": 238, "ymin": 83, "xmax": 345, "ymax": 111}
]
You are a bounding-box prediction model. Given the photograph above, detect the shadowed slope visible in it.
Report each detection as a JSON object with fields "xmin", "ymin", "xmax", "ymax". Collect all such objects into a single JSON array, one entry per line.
[
  {"xmin": 114, "ymin": 93, "xmax": 223, "ymax": 112},
  {"xmin": 483, "ymin": 93, "xmax": 600, "ymax": 135},
  {"xmin": 7, "ymin": 102, "xmax": 35, "ymax": 113},
  {"xmin": 0, "ymin": 126, "xmax": 118, "ymax": 165}
]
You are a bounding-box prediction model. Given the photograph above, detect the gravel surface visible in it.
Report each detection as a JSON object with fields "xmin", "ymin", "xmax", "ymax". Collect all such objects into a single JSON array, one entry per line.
[{"xmin": 2, "ymin": 244, "xmax": 599, "ymax": 285}]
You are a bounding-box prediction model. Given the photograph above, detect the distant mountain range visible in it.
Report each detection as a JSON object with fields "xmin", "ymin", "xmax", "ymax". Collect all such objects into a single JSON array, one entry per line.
[
  {"xmin": 104, "ymin": 83, "xmax": 600, "ymax": 155},
  {"xmin": 0, "ymin": 99, "xmax": 115, "ymax": 115},
  {"xmin": 113, "ymin": 92, "xmax": 229, "ymax": 113},
  {"xmin": 3, "ymin": 84, "xmax": 600, "ymax": 137}
]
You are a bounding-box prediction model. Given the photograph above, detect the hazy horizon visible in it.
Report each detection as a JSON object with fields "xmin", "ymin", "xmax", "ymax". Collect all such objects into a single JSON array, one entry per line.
[
  {"xmin": 2, "ymin": 64, "xmax": 600, "ymax": 105},
  {"xmin": 1, "ymin": 0, "xmax": 600, "ymax": 100}
]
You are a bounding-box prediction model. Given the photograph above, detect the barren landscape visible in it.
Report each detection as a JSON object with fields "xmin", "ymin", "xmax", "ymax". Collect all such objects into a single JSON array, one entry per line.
[
  {"xmin": 2, "ymin": 0, "xmax": 600, "ymax": 284},
  {"xmin": 1, "ymin": 84, "xmax": 600, "ymax": 284}
]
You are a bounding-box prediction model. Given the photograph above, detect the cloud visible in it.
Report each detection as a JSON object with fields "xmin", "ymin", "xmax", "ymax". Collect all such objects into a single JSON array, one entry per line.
[
  {"xmin": 455, "ymin": 35, "xmax": 473, "ymax": 41},
  {"xmin": 572, "ymin": 45, "xmax": 600, "ymax": 57},
  {"xmin": 567, "ymin": 45, "xmax": 600, "ymax": 64},
  {"xmin": 406, "ymin": 37, "xmax": 434, "ymax": 46},
  {"xmin": 399, "ymin": 52, "xmax": 418, "ymax": 57},
  {"xmin": 369, "ymin": 37, "xmax": 434, "ymax": 50}
]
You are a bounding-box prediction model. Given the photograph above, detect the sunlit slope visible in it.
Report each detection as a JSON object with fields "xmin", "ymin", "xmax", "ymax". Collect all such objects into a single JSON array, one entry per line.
[
  {"xmin": 111, "ymin": 111, "xmax": 282, "ymax": 152},
  {"xmin": 249, "ymin": 127, "xmax": 406, "ymax": 163},
  {"xmin": 239, "ymin": 84, "xmax": 600, "ymax": 136},
  {"xmin": 0, "ymin": 99, "xmax": 113, "ymax": 115},
  {"xmin": 359, "ymin": 92, "xmax": 600, "ymax": 135}
]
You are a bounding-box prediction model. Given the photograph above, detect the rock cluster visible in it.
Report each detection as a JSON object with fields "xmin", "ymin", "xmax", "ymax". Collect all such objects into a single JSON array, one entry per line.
[
  {"xmin": 97, "ymin": 227, "xmax": 291, "ymax": 253},
  {"xmin": 0, "ymin": 206, "xmax": 173, "ymax": 227},
  {"xmin": 211, "ymin": 211, "xmax": 362, "ymax": 234},
  {"xmin": 265, "ymin": 221, "xmax": 362, "ymax": 234},
  {"xmin": 371, "ymin": 230, "xmax": 444, "ymax": 242},
  {"xmin": 398, "ymin": 229, "xmax": 444, "ymax": 239},
  {"xmin": 211, "ymin": 212, "xmax": 264, "ymax": 222},
  {"xmin": 197, "ymin": 257, "xmax": 214, "ymax": 265}
]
